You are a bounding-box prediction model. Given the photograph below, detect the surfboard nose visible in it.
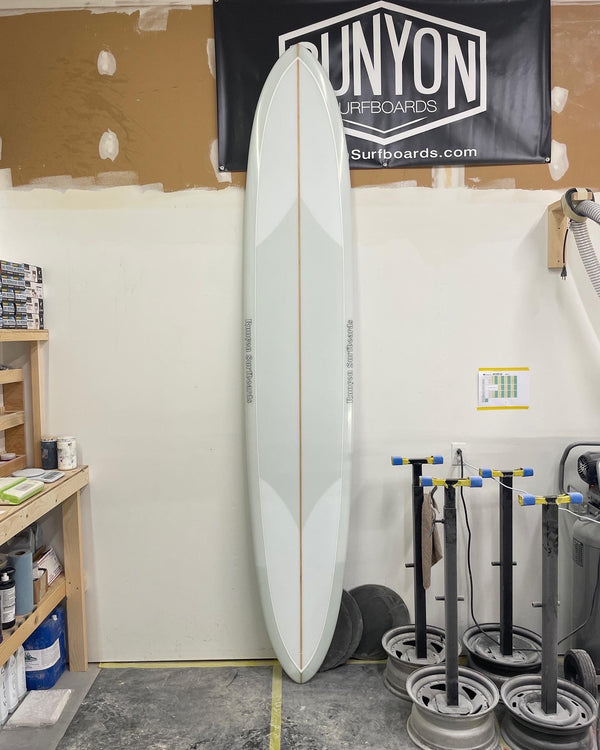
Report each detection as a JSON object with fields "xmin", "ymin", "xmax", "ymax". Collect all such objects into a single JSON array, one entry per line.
[{"xmin": 277, "ymin": 654, "xmax": 323, "ymax": 685}]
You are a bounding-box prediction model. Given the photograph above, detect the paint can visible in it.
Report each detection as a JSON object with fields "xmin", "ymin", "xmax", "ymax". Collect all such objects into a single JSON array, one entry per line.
[
  {"xmin": 40, "ymin": 437, "xmax": 58, "ymax": 470},
  {"xmin": 56, "ymin": 437, "xmax": 77, "ymax": 470}
]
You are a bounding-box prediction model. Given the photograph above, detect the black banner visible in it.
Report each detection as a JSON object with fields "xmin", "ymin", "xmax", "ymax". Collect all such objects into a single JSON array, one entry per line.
[{"xmin": 213, "ymin": 0, "xmax": 551, "ymax": 171}]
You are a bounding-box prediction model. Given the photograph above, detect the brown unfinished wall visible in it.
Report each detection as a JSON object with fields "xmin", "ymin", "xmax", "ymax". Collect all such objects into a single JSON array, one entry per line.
[
  {"xmin": 0, "ymin": 4, "xmax": 597, "ymax": 192},
  {"xmin": 0, "ymin": 7, "xmax": 218, "ymax": 192}
]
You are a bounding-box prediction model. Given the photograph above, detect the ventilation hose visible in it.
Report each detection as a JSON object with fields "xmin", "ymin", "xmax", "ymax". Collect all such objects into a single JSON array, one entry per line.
[{"xmin": 570, "ymin": 200, "xmax": 600, "ymax": 297}]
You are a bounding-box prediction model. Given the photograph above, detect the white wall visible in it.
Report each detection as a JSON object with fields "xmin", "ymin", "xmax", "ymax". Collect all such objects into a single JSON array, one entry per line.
[{"xmin": 1, "ymin": 184, "xmax": 599, "ymax": 661}]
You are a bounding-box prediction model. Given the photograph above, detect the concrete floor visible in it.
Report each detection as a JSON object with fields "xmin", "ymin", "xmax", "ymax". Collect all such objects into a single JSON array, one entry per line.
[
  {"xmin": 0, "ymin": 661, "xmax": 419, "ymax": 750},
  {"xmin": 0, "ymin": 660, "xmax": 595, "ymax": 750},
  {"xmin": 0, "ymin": 664, "xmax": 99, "ymax": 750},
  {"xmin": 55, "ymin": 661, "xmax": 418, "ymax": 750}
]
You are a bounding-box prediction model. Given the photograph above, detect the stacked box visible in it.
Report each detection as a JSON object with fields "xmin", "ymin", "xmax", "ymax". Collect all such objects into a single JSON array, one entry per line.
[{"xmin": 0, "ymin": 262, "xmax": 44, "ymax": 329}]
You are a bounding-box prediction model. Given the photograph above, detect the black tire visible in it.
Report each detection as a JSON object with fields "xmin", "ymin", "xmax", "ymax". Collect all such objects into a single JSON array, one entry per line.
[
  {"xmin": 563, "ymin": 648, "xmax": 598, "ymax": 699},
  {"xmin": 319, "ymin": 590, "xmax": 364, "ymax": 671},
  {"xmin": 349, "ymin": 584, "xmax": 410, "ymax": 660},
  {"xmin": 344, "ymin": 590, "xmax": 364, "ymax": 661}
]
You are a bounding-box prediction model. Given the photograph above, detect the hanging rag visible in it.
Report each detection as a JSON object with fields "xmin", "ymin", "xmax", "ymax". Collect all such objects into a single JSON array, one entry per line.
[{"xmin": 421, "ymin": 490, "xmax": 443, "ymax": 589}]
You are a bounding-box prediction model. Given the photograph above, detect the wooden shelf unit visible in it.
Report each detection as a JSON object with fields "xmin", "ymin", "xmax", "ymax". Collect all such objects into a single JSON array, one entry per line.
[
  {"xmin": 0, "ymin": 331, "xmax": 89, "ymax": 673},
  {"xmin": 0, "ymin": 330, "xmax": 48, "ymax": 343},
  {"xmin": 0, "ymin": 467, "xmax": 89, "ymax": 671},
  {"xmin": 0, "ymin": 329, "xmax": 48, "ymax": 468}
]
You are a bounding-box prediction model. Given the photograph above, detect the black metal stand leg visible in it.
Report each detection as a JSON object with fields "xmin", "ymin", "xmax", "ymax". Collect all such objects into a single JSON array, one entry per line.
[
  {"xmin": 541, "ymin": 500, "xmax": 559, "ymax": 715},
  {"xmin": 444, "ymin": 485, "xmax": 459, "ymax": 707},
  {"xmin": 499, "ymin": 476, "xmax": 514, "ymax": 656},
  {"xmin": 412, "ymin": 463, "xmax": 427, "ymax": 659}
]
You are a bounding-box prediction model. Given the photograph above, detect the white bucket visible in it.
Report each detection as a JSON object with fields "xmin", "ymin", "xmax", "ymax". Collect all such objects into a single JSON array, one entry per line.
[{"xmin": 56, "ymin": 437, "xmax": 77, "ymax": 470}]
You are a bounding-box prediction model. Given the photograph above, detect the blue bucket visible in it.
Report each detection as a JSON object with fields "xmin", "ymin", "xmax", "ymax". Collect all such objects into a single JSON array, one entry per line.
[{"xmin": 23, "ymin": 605, "xmax": 66, "ymax": 690}]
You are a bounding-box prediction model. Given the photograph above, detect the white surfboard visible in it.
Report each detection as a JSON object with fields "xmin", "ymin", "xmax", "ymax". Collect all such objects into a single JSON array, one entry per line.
[{"xmin": 243, "ymin": 44, "xmax": 353, "ymax": 683}]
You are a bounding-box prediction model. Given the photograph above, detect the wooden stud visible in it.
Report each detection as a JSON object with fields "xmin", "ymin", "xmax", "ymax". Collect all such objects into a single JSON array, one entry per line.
[
  {"xmin": 3, "ymin": 380, "xmax": 24, "ymax": 413},
  {"xmin": 548, "ymin": 199, "xmax": 568, "ymax": 269},
  {"xmin": 548, "ymin": 188, "xmax": 595, "ymax": 269},
  {"xmin": 62, "ymin": 490, "xmax": 88, "ymax": 671},
  {"xmin": 0, "ymin": 412, "xmax": 25, "ymax": 431},
  {"xmin": 0, "ymin": 456, "xmax": 26, "ymax": 477},
  {"xmin": 0, "ymin": 369, "xmax": 24, "ymax": 386},
  {"xmin": 29, "ymin": 340, "xmax": 43, "ymax": 467},
  {"xmin": 4, "ymin": 426, "xmax": 26, "ymax": 458},
  {"xmin": 0, "ymin": 370, "xmax": 25, "ymax": 459}
]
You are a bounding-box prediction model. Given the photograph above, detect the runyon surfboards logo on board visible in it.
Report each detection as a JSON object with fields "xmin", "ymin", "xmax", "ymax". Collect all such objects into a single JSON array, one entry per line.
[
  {"xmin": 213, "ymin": 0, "xmax": 551, "ymax": 170},
  {"xmin": 278, "ymin": 2, "xmax": 486, "ymax": 152}
]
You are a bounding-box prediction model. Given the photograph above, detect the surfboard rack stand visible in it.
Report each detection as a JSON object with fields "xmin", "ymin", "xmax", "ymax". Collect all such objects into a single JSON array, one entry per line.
[
  {"xmin": 463, "ymin": 468, "xmax": 542, "ymax": 685},
  {"xmin": 500, "ymin": 492, "xmax": 598, "ymax": 750},
  {"xmin": 406, "ymin": 477, "xmax": 500, "ymax": 750},
  {"xmin": 383, "ymin": 456, "xmax": 446, "ymax": 702}
]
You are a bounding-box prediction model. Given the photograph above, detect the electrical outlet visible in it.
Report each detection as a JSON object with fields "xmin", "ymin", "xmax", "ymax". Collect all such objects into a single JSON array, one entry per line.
[{"xmin": 451, "ymin": 442, "xmax": 467, "ymax": 466}]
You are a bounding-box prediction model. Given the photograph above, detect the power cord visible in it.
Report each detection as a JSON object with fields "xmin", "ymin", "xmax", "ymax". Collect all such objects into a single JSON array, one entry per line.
[
  {"xmin": 561, "ymin": 225, "xmax": 569, "ymax": 280},
  {"xmin": 456, "ymin": 449, "xmax": 496, "ymax": 645},
  {"xmin": 458, "ymin": 449, "xmax": 542, "ymax": 652}
]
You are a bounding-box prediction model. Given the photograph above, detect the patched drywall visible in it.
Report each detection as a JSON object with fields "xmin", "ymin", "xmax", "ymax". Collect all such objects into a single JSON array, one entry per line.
[
  {"xmin": 0, "ymin": 7, "xmax": 223, "ymax": 191},
  {"xmin": 0, "ymin": 5, "xmax": 598, "ymax": 191}
]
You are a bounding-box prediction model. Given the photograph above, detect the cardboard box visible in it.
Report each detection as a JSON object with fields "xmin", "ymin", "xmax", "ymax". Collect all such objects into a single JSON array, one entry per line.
[
  {"xmin": 15, "ymin": 313, "xmax": 40, "ymax": 330},
  {"xmin": 24, "ymin": 264, "xmax": 43, "ymax": 283},
  {"xmin": 34, "ymin": 546, "xmax": 63, "ymax": 585},
  {"xmin": 25, "ymin": 281, "xmax": 43, "ymax": 300},
  {"xmin": 1, "ymin": 273, "xmax": 25, "ymax": 290},
  {"xmin": 25, "ymin": 298, "xmax": 43, "ymax": 316},
  {"xmin": 33, "ymin": 568, "xmax": 47, "ymax": 604},
  {"xmin": 0, "ymin": 261, "xmax": 24, "ymax": 276}
]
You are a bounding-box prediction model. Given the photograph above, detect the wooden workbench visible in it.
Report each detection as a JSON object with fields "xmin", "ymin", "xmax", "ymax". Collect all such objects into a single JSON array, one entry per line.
[{"xmin": 0, "ymin": 466, "xmax": 89, "ymax": 671}]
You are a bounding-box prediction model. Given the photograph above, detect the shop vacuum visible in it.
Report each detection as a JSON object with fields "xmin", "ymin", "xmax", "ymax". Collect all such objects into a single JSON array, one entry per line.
[
  {"xmin": 554, "ymin": 190, "xmax": 600, "ymax": 692},
  {"xmin": 569, "ymin": 448, "xmax": 600, "ymax": 672}
]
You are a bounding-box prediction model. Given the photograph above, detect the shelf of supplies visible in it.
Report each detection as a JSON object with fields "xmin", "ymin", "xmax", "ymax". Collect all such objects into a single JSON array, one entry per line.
[
  {"xmin": 0, "ymin": 330, "xmax": 48, "ymax": 342},
  {"xmin": 0, "ymin": 455, "xmax": 26, "ymax": 477},
  {"xmin": 0, "ymin": 575, "xmax": 66, "ymax": 666},
  {"xmin": 0, "ymin": 469, "xmax": 89, "ymax": 671},
  {"xmin": 0, "ymin": 325, "xmax": 88, "ymax": 673}
]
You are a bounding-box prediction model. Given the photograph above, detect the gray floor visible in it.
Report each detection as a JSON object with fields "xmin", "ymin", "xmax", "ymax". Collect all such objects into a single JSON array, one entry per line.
[
  {"xmin": 0, "ymin": 661, "xmax": 419, "ymax": 750},
  {"xmin": 58, "ymin": 663, "xmax": 275, "ymax": 750},
  {"xmin": 279, "ymin": 663, "xmax": 413, "ymax": 749},
  {"xmin": 0, "ymin": 660, "xmax": 595, "ymax": 750}
]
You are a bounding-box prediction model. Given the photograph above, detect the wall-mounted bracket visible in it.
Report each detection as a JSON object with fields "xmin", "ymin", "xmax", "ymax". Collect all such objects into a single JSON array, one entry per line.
[{"xmin": 547, "ymin": 188, "xmax": 594, "ymax": 269}]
